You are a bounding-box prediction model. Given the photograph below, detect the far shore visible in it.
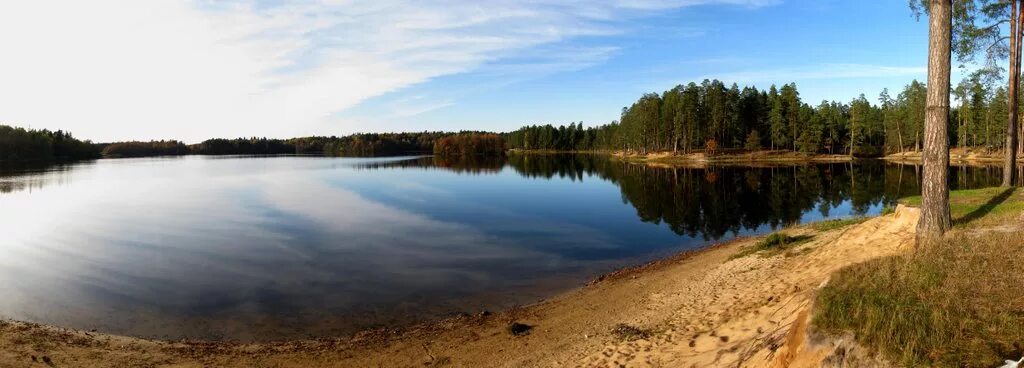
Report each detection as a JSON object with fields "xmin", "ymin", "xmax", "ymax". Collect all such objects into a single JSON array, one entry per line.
[
  {"xmin": 885, "ymin": 148, "xmax": 1024, "ymax": 165},
  {"xmin": 509, "ymin": 148, "xmax": 856, "ymax": 165}
]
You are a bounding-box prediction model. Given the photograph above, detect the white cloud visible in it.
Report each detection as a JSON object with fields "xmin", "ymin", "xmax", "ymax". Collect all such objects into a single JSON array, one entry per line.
[{"xmin": 0, "ymin": 0, "xmax": 774, "ymax": 142}]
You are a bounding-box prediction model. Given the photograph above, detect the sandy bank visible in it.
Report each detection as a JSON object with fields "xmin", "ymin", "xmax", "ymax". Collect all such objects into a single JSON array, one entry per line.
[
  {"xmin": 614, "ymin": 150, "xmax": 853, "ymax": 167},
  {"xmin": 885, "ymin": 148, "xmax": 1024, "ymax": 165},
  {"xmin": 508, "ymin": 149, "xmax": 854, "ymax": 166},
  {"xmin": 0, "ymin": 208, "xmax": 919, "ymax": 368}
]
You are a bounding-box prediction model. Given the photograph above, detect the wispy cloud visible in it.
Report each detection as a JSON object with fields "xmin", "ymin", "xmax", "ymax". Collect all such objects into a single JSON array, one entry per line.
[
  {"xmin": 703, "ymin": 63, "xmax": 927, "ymax": 84},
  {"xmin": 0, "ymin": 0, "xmax": 776, "ymax": 141},
  {"xmin": 387, "ymin": 97, "xmax": 456, "ymax": 118}
]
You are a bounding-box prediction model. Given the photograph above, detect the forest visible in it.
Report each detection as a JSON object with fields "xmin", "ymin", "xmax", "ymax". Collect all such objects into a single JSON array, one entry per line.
[
  {"xmin": 504, "ymin": 77, "xmax": 1022, "ymax": 156},
  {"xmin": 0, "ymin": 125, "xmax": 100, "ymax": 161},
  {"xmin": 433, "ymin": 133, "xmax": 506, "ymax": 157},
  {"xmin": 99, "ymin": 140, "xmax": 190, "ymax": 157},
  {"xmin": 62, "ymin": 133, "xmax": 459, "ymax": 159}
]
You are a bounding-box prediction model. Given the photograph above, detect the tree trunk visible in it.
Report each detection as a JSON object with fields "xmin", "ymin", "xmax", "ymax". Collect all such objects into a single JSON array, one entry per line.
[
  {"xmin": 917, "ymin": 0, "xmax": 953, "ymax": 247},
  {"xmin": 1005, "ymin": 0, "xmax": 1022, "ymax": 187},
  {"xmin": 896, "ymin": 118, "xmax": 905, "ymax": 153},
  {"xmin": 849, "ymin": 126, "xmax": 855, "ymax": 157}
]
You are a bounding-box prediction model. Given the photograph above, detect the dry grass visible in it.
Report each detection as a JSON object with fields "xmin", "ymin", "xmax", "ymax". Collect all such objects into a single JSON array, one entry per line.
[{"xmin": 814, "ymin": 188, "xmax": 1024, "ymax": 367}]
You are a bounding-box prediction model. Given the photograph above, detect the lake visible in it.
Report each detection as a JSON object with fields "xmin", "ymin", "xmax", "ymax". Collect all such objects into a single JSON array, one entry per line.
[{"xmin": 0, "ymin": 154, "xmax": 1006, "ymax": 341}]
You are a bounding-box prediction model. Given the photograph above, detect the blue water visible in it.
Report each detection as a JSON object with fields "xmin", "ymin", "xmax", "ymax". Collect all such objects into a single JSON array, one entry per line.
[{"xmin": 0, "ymin": 155, "xmax": 999, "ymax": 341}]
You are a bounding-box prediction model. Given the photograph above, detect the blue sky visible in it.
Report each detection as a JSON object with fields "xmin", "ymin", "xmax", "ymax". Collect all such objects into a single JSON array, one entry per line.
[
  {"xmin": 0, "ymin": 1, "xmax": 934, "ymax": 142},
  {"xmin": 343, "ymin": 1, "xmax": 932, "ymax": 133}
]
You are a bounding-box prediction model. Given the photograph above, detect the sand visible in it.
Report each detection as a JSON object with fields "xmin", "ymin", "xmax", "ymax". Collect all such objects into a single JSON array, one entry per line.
[
  {"xmin": 885, "ymin": 148, "xmax": 1024, "ymax": 165},
  {"xmin": 0, "ymin": 207, "xmax": 919, "ymax": 368}
]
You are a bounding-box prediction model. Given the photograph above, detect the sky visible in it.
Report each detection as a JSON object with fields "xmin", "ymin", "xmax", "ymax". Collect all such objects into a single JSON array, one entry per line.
[{"xmin": 0, "ymin": 0, "xmax": 934, "ymax": 143}]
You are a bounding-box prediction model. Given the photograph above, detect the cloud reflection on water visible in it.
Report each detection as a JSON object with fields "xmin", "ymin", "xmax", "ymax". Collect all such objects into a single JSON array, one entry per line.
[{"xmin": 0, "ymin": 155, "xmax": 1008, "ymax": 341}]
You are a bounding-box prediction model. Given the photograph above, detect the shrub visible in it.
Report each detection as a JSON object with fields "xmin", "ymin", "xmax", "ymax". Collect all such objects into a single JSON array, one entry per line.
[
  {"xmin": 745, "ymin": 131, "xmax": 762, "ymax": 150},
  {"xmin": 704, "ymin": 138, "xmax": 718, "ymax": 155}
]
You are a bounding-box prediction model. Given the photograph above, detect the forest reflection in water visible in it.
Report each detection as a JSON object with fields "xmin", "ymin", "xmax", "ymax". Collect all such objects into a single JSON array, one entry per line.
[
  {"xmin": 0, "ymin": 154, "xmax": 1008, "ymax": 341},
  {"xmin": 359, "ymin": 154, "xmax": 1004, "ymax": 241}
]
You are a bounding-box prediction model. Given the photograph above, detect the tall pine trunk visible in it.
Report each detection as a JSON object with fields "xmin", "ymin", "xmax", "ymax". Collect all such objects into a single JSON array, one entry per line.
[
  {"xmin": 896, "ymin": 118, "xmax": 905, "ymax": 152},
  {"xmin": 1004, "ymin": 0, "xmax": 1022, "ymax": 187},
  {"xmin": 918, "ymin": 0, "xmax": 953, "ymax": 246}
]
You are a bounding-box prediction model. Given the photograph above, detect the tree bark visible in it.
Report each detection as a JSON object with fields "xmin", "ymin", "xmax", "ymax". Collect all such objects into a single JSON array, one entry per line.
[
  {"xmin": 1004, "ymin": 0, "xmax": 1021, "ymax": 187},
  {"xmin": 917, "ymin": 0, "xmax": 953, "ymax": 247},
  {"xmin": 896, "ymin": 118, "xmax": 905, "ymax": 152}
]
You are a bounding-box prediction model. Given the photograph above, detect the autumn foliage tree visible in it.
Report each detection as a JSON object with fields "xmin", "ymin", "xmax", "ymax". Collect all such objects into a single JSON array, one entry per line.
[{"xmin": 433, "ymin": 133, "xmax": 506, "ymax": 157}]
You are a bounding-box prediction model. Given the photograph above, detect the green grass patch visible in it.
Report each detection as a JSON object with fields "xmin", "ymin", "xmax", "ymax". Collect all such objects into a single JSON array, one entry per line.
[
  {"xmin": 809, "ymin": 217, "xmax": 869, "ymax": 232},
  {"xmin": 900, "ymin": 187, "xmax": 1024, "ymax": 228},
  {"xmin": 733, "ymin": 232, "xmax": 814, "ymax": 259},
  {"xmin": 816, "ymin": 187, "xmax": 1024, "ymax": 367}
]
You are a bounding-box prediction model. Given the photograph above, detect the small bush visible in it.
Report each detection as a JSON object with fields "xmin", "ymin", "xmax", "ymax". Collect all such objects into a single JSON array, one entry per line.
[
  {"xmin": 612, "ymin": 324, "xmax": 651, "ymax": 341},
  {"xmin": 734, "ymin": 232, "xmax": 813, "ymax": 259},
  {"xmin": 506, "ymin": 322, "xmax": 532, "ymax": 336},
  {"xmin": 705, "ymin": 138, "xmax": 718, "ymax": 155},
  {"xmin": 745, "ymin": 131, "xmax": 762, "ymax": 150},
  {"xmin": 759, "ymin": 232, "xmax": 791, "ymax": 249}
]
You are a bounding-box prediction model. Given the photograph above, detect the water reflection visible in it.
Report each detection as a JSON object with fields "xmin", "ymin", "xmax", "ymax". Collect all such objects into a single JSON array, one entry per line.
[
  {"xmin": 0, "ymin": 155, "xmax": 1008, "ymax": 342},
  {"xmin": 0, "ymin": 160, "xmax": 90, "ymax": 194},
  {"xmin": 367, "ymin": 155, "xmax": 1003, "ymax": 240}
]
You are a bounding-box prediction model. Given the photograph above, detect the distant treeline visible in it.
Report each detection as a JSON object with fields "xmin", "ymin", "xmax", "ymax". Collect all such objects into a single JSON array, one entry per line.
[
  {"xmin": 433, "ymin": 133, "xmax": 505, "ymax": 156},
  {"xmin": 99, "ymin": 140, "xmax": 189, "ymax": 157},
  {"xmin": 0, "ymin": 125, "xmax": 100, "ymax": 161},
  {"xmin": 96, "ymin": 132, "xmax": 496, "ymax": 158},
  {"xmin": 505, "ymin": 78, "xmax": 1023, "ymax": 156}
]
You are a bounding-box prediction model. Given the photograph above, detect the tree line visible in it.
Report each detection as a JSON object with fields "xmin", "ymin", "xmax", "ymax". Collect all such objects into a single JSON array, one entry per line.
[
  {"xmin": 99, "ymin": 140, "xmax": 190, "ymax": 157},
  {"xmin": 0, "ymin": 125, "xmax": 100, "ymax": 161},
  {"xmin": 433, "ymin": 133, "xmax": 506, "ymax": 157},
  {"xmin": 0, "ymin": 127, "xmax": 507, "ymax": 161},
  {"xmin": 87, "ymin": 132, "xmax": 478, "ymax": 158},
  {"xmin": 505, "ymin": 78, "xmax": 1024, "ymax": 157}
]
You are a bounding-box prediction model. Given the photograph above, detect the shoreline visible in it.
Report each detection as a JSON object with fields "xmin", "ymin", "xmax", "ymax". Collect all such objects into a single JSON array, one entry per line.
[
  {"xmin": 510, "ymin": 149, "xmax": 856, "ymax": 164},
  {"xmin": 884, "ymin": 149, "xmax": 1024, "ymax": 165},
  {"xmin": 0, "ymin": 210, "xmax": 919, "ymax": 367}
]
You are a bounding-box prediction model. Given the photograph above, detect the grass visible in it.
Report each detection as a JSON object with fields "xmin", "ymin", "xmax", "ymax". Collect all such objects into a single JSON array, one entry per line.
[
  {"xmin": 733, "ymin": 232, "xmax": 814, "ymax": 259},
  {"xmin": 899, "ymin": 187, "xmax": 1024, "ymax": 229},
  {"xmin": 809, "ymin": 217, "xmax": 870, "ymax": 232},
  {"xmin": 814, "ymin": 188, "xmax": 1024, "ymax": 367}
]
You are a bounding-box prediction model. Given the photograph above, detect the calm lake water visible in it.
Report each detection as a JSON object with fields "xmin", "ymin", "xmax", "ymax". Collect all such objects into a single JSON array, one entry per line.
[{"xmin": 0, "ymin": 154, "xmax": 1006, "ymax": 341}]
